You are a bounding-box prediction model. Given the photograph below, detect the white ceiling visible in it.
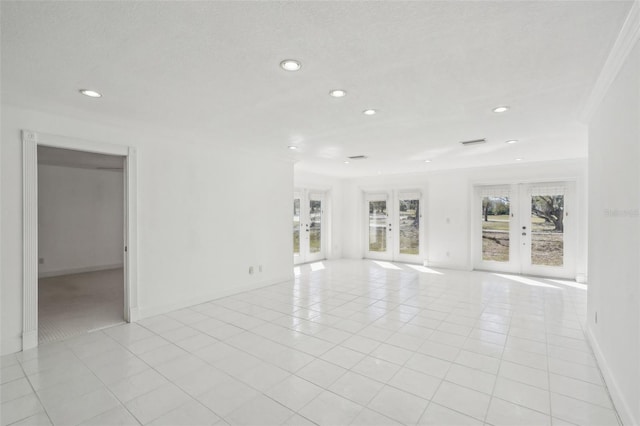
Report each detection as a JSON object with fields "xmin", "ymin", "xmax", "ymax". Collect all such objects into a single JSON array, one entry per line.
[{"xmin": 1, "ymin": 1, "xmax": 632, "ymax": 177}]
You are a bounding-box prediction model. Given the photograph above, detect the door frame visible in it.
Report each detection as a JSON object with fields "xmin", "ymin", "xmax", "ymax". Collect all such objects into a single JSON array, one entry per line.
[
  {"xmin": 293, "ymin": 190, "xmax": 303, "ymax": 264},
  {"xmin": 519, "ymin": 181, "xmax": 577, "ymax": 278},
  {"xmin": 472, "ymin": 180, "xmax": 577, "ymax": 279},
  {"xmin": 363, "ymin": 192, "xmax": 391, "ymax": 260},
  {"xmin": 21, "ymin": 130, "xmax": 138, "ymax": 351},
  {"xmin": 362, "ymin": 189, "xmax": 424, "ymax": 262},
  {"xmin": 305, "ymin": 191, "xmax": 326, "ymax": 263},
  {"xmin": 394, "ymin": 190, "xmax": 424, "ymax": 263},
  {"xmin": 293, "ymin": 188, "xmax": 328, "ymax": 265},
  {"xmin": 472, "ymin": 184, "xmax": 519, "ymax": 274}
]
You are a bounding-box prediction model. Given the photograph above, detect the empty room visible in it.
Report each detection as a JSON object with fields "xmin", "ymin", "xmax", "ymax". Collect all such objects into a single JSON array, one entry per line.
[
  {"xmin": 1, "ymin": 1, "xmax": 638, "ymax": 426},
  {"xmin": 37, "ymin": 146, "xmax": 126, "ymax": 343}
]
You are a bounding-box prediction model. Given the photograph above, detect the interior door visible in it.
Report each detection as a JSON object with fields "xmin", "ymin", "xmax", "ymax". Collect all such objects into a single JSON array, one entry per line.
[
  {"xmin": 293, "ymin": 190, "xmax": 325, "ymax": 264},
  {"xmin": 365, "ymin": 193, "xmax": 392, "ymax": 260},
  {"xmin": 474, "ymin": 182, "xmax": 576, "ymax": 279}
]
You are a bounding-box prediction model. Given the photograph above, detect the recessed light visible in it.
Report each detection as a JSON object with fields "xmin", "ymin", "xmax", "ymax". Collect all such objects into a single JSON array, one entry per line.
[
  {"xmin": 506, "ymin": 140, "xmax": 518, "ymax": 144},
  {"xmin": 280, "ymin": 59, "xmax": 301, "ymax": 71},
  {"xmin": 363, "ymin": 109, "xmax": 377, "ymax": 116},
  {"xmin": 344, "ymin": 161, "xmax": 350, "ymax": 164},
  {"xmin": 288, "ymin": 146, "xmax": 297, "ymax": 150},
  {"xmin": 492, "ymin": 106, "xmax": 509, "ymax": 113},
  {"xmin": 424, "ymin": 159, "xmax": 432, "ymax": 163},
  {"xmin": 515, "ymin": 158, "xmax": 522, "ymax": 161},
  {"xmin": 329, "ymin": 89, "xmax": 347, "ymax": 98},
  {"xmin": 79, "ymin": 89, "xmax": 102, "ymax": 98}
]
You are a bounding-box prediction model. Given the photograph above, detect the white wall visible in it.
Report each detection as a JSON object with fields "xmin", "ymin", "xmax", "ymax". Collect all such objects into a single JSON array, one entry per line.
[
  {"xmin": 38, "ymin": 164, "xmax": 124, "ymax": 277},
  {"xmin": 1, "ymin": 105, "xmax": 293, "ymax": 355},
  {"xmin": 340, "ymin": 159, "xmax": 588, "ymax": 277},
  {"xmin": 587, "ymin": 39, "xmax": 639, "ymax": 426}
]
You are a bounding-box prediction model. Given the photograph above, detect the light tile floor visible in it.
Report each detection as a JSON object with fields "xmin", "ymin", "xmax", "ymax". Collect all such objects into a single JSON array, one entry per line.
[{"xmin": 1, "ymin": 260, "xmax": 620, "ymax": 426}]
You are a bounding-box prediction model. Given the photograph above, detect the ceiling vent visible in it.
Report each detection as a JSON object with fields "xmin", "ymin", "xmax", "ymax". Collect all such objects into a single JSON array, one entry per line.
[
  {"xmin": 460, "ymin": 138, "xmax": 486, "ymax": 146},
  {"xmin": 347, "ymin": 155, "xmax": 368, "ymax": 160}
]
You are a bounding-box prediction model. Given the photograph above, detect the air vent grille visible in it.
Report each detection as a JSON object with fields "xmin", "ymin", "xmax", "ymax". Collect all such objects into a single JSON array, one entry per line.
[{"xmin": 460, "ymin": 138, "xmax": 486, "ymax": 146}]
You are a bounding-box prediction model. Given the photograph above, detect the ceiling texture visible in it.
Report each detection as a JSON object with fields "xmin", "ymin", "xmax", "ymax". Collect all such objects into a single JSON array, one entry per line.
[{"xmin": 1, "ymin": 1, "xmax": 633, "ymax": 177}]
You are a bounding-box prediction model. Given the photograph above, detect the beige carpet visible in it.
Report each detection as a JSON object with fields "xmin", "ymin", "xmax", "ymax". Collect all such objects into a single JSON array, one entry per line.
[{"xmin": 38, "ymin": 268, "xmax": 125, "ymax": 343}]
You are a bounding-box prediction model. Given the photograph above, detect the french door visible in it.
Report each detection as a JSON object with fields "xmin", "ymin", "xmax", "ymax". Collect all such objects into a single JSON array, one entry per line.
[
  {"xmin": 293, "ymin": 190, "xmax": 325, "ymax": 264},
  {"xmin": 474, "ymin": 182, "xmax": 576, "ymax": 278},
  {"xmin": 364, "ymin": 191, "xmax": 423, "ymax": 262}
]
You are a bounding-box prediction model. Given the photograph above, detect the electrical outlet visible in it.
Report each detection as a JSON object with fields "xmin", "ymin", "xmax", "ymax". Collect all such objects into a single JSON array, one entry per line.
[
  {"xmin": 39, "ymin": 258, "xmax": 44, "ymax": 265},
  {"xmin": 446, "ymin": 251, "xmax": 450, "ymax": 257},
  {"xmin": 259, "ymin": 265, "xmax": 263, "ymax": 273},
  {"xmin": 249, "ymin": 266, "xmax": 254, "ymax": 275}
]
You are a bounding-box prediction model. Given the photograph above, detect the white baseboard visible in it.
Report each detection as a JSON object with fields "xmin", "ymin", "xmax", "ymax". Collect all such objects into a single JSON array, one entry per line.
[
  {"xmin": 22, "ymin": 330, "xmax": 38, "ymax": 351},
  {"xmin": 586, "ymin": 326, "xmax": 636, "ymax": 426},
  {"xmin": 38, "ymin": 263, "xmax": 124, "ymax": 278},
  {"xmin": 137, "ymin": 274, "xmax": 293, "ymax": 320},
  {"xmin": 1, "ymin": 335, "xmax": 24, "ymax": 356},
  {"xmin": 576, "ymin": 273, "xmax": 588, "ymax": 283},
  {"xmin": 128, "ymin": 306, "xmax": 141, "ymax": 322},
  {"xmin": 425, "ymin": 260, "xmax": 472, "ymax": 271}
]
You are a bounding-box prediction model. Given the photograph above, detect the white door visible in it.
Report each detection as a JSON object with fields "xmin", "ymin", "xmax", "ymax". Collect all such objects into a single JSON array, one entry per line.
[
  {"xmin": 394, "ymin": 192, "xmax": 423, "ymax": 262},
  {"xmin": 364, "ymin": 191, "xmax": 423, "ymax": 262},
  {"xmin": 293, "ymin": 190, "xmax": 326, "ymax": 264},
  {"xmin": 365, "ymin": 193, "xmax": 391, "ymax": 260},
  {"xmin": 520, "ymin": 183, "xmax": 575, "ymax": 277},
  {"xmin": 474, "ymin": 182, "xmax": 576, "ymax": 279}
]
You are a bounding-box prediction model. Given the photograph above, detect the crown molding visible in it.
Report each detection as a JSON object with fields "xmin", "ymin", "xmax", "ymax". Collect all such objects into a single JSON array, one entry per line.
[{"xmin": 580, "ymin": 0, "xmax": 640, "ymax": 122}]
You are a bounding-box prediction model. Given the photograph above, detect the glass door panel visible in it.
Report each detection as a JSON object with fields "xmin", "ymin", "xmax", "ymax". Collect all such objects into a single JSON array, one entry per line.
[
  {"xmin": 293, "ymin": 198, "xmax": 300, "ymax": 256},
  {"xmin": 294, "ymin": 190, "xmax": 325, "ymax": 264},
  {"xmin": 481, "ymin": 196, "xmax": 511, "ymax": 262},
  {"xmin": 475, "ymin": 183, "xmax": 575, "ymax": 279},
  {"xmin": 530, "ymin": 195, "xmax": 564, "ymax": 266},
  {"xmin": 369, "ymin": 200, "xmax": 388, "ymax": 252},
  {"xmin": 309, "ymin": 199, "xmax": 322, "ymax": 254},
  {"xmin": 399, "ymin": 199, "xmax": 419, "ymax": 255}
]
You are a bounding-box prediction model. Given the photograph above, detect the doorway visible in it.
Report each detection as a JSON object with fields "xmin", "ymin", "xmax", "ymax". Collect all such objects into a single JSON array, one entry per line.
[
  {"xmin": 473, "ymin": 181, "xmax": 576, "ymax": 278},
  {"xmin": 37, "ymin": 146, "xmax": 126, "ymax": 343},
  {"xmin": 364, "ymin": 190, "xmax": 423, "ymax": 262},
  {"xmin": 293, "ymin": 190, "xmax": 326, "ymax": 264},
  {"xmin": 21, "ymin": 130, "xmax": 138, "ymax": 351}
]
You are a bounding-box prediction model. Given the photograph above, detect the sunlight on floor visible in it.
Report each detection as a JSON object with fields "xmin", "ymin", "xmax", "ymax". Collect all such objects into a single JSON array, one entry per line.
[
  {"xmin": 494, "ymin": 273, "xmax": 560, "ymax": 289},
  {"xmin": 310, "ymin": 262, "xmax": 325, "ymax": 272},
  {"xmin": 372, "ymin": 261, "xmax": 402, "ymax": 270},
  {"xmin": 405, "ymin": 264, "xmax": 443, "ymax": 275},
  {"xmin": 547, "ymin": 279, "xmax": 588, "ymax": 291}
]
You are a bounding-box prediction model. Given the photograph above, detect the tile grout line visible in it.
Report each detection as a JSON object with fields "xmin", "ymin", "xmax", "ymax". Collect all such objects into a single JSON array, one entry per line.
[{"xmin": 10, "ymin": 356, "xmax": 53, "ymax": 426}]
